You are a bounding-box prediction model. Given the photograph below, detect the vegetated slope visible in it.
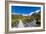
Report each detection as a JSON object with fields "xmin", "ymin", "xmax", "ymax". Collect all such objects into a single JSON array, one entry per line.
[{"xmin": 11, "ymin": 11, "xmax": 41, "ymax": 27}]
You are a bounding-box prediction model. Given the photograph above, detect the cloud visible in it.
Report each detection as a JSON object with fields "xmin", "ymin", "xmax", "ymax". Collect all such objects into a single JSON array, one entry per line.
[
  {"xmin": 29, "ymin": 12, "xmax": 34, "ymax": 16},
  {"xmin": 28, "ymin": 10, "xmax": 40, "ymax": 16},
  {"xmin": 22, "ymin": 10, "xmax": 40, "ymax": 16},
  {"xmin": 35, "ymin": 10, "xmax": 40, "ymax": 13},
  {"xmin": 22, "ymin": 14, "xmax": 28, "ymax": 16},
  {"xmin": 11, "ymin": 13, "xmax": 21, "ymax": 15},
  {"xmin": 11, "ymin": 10, "xmax": 40, "ymax": 16}
]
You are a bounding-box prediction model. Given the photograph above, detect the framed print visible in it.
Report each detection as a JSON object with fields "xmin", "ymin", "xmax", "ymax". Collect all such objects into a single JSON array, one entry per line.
[{"xmin": 5, "ymin": 1, "xmax": 45, "ymax": 34}]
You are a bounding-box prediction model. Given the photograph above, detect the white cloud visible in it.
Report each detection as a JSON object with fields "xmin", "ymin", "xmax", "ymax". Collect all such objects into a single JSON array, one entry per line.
[
  {"xmin": 22, "ymin": 14, "xmax": 28, "ymax": 16},
  {"xmin": 11, "ymin": 13, "xmax": 20, "ymax": 15},
  {"xmin": 35, "ymin": 10, "xmax": 40, "ymax": 13},
  {"xmin": 22, "ymin": 10, "xmax": 40, "ymax": 16},
  {"xmin": 11, "ymin": 10, "xmax": 40, "ymax": 16},
  {"xmin": 29, "ymin": 12, "xmax": 34, "ymax": 16}
]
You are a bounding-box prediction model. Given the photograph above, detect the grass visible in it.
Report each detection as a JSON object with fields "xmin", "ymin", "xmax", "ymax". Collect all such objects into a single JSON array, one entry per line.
[{"xmin": 11, "ymin": 11, "xmax": 41, "ymax": 27}]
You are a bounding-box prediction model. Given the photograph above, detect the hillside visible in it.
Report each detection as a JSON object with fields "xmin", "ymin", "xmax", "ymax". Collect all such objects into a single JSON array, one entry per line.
[{"xmin": 11, "ymin": 11, "xmax": 41, "ymax": 27}]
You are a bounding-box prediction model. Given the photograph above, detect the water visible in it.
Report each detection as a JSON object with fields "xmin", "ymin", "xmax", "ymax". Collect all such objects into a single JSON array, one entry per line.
[
  {"xmin": 17, "ymin": 20, "xmax": 24, "ymax": 28},
  {"xmin": 24, "ymin": 19, "xmax": 38, "ymax": 27},
  {"xmin": 16, "ymin": 19, "xmax": 39, "ymax": 28},
  {"xmin": 30, "ymin": 19, "xmax": 37, "ymax": 27}
]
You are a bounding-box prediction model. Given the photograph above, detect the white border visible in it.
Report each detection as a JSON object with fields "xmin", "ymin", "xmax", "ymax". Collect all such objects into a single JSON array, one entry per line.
[{"xmin": 9, "ymin": 3, "xmax": 43, "ymax": 31}]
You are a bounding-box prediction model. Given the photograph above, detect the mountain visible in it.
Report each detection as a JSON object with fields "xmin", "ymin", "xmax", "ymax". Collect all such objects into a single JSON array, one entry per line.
[
  {"xmin": 31, "ymin": 10, "xmax": 40, "ymax": 20},
  {"xmin": 12, "ymin": 10, "xmax": 41, "ymax": 27},
  {"xmin": 29, "ymin": 10, "xmax": 40, "ymax": 16},
  {"xmin": 11, "ymin": 10, "xmax": 40, "ymax": 16},
  {"xmin": 22, "ymin": 10, "xmax": 40, "ymax": 16}
]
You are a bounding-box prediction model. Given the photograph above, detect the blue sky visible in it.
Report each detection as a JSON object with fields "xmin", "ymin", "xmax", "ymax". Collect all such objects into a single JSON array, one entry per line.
[{"xmin": 11, "ymin": 6, "xmax": 40, "ymax": 14}]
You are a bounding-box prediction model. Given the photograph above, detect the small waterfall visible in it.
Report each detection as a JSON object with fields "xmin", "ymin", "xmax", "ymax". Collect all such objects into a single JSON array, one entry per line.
[
  {"xmin": 32, "ymin": 19, "xmax": 36, "ymax": 25},
  {"xmin": 31, "ymin": 19, "xmax": 37, "ymax": 26},
  {"xmin": 17, "ymin": 19, "xmax": 24, "ymax": 28}
]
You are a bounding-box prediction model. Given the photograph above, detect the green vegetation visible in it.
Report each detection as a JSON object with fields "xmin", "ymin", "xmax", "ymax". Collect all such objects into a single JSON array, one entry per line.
[{"xmin": 11, "ymin": 11, "xmax": 41, "ymax": 27}]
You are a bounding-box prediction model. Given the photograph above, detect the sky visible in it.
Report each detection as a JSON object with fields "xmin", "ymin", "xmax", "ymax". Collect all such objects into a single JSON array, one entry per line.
[{"xmin": 11, "ymin": 6, "xmax": 41, "ymax": 14}]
